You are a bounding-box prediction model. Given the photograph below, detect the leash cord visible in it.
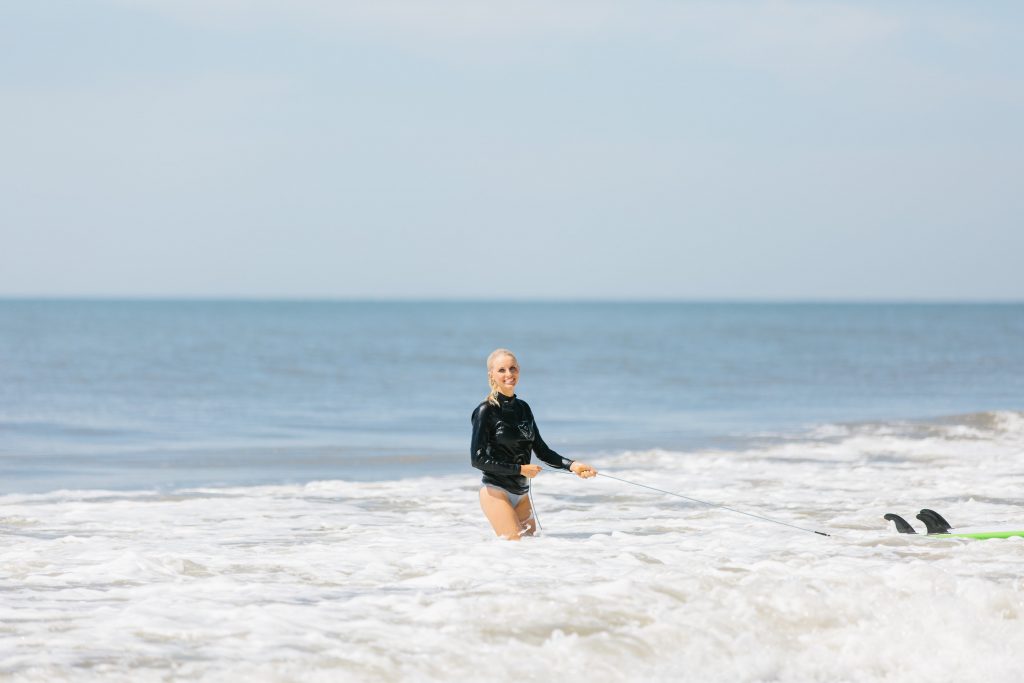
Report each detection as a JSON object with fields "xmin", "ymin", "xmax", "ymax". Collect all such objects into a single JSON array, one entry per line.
[{"xmin": 551, "ymin": 468, "xmax": 830, "ymax": 537}]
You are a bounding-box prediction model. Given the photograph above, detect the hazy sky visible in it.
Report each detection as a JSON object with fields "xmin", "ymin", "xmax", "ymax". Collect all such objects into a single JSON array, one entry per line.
[{"xmin": 2, "ymin": 1, "xmax": 1022, "ymax": 300}]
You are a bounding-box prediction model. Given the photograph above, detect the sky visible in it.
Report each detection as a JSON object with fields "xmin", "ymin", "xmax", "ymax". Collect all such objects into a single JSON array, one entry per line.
[{"xmin": 1, "ymin": 1, "xmax": 1022, "ymax": 301}]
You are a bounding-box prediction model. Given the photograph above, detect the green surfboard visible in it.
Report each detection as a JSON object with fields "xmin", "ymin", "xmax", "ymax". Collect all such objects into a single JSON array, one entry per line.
[{"xmin": 928, "ymin": 530, "xmax": 1024, "ymax": 540}]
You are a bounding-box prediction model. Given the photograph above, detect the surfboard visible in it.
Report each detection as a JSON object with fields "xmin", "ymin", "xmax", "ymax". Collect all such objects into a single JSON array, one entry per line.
[{"xmin": 884, "ymin": 509, "xmax": 1024, "ymax": 540}]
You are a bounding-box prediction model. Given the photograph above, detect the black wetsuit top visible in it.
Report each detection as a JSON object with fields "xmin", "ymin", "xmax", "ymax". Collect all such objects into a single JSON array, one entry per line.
[{"xmin": 470, "ymin": 393, "xmax": 574, "ymax": 495}]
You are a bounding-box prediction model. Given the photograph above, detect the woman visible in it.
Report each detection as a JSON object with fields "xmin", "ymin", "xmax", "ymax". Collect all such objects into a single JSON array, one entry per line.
[{"xmin": 470, "ymin": 348, "xmax": 597, "ymax": 540}]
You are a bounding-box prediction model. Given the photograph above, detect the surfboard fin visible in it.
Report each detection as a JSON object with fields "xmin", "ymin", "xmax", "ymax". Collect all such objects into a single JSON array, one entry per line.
[
  {"xmin": 884, "ymin": 513, "xmax": 917, "ymax": 534},
  {"xmin": 917, "ymin": 509, "xmax": 952, "ymax": 535}
]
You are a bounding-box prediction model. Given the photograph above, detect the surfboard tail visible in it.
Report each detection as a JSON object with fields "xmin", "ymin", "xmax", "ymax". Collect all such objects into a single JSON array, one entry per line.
[{"xmin": 886, "ymin": 509, "xmax": 1024, "ymax": 539}]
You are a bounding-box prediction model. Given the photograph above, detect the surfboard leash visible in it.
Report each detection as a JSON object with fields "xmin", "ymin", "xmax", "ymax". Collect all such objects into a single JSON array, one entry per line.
[{"xmin": 550, "ymin": 467, "xmax": 831, "ymax": 537}]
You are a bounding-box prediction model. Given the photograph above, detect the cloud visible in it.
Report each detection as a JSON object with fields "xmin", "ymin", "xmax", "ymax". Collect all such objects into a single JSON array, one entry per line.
[
  {"xmin": 663, "ymin": 1, "xmax": 902, "ymax": 70},
  {"xmin": 103, "ymin": 0, "xmax": 905, "ymax": 66},
  {"xmin": 90, "ymin": 0, "xmax": 1024, "ymax": 108},
  {"xmin": 92, "ymin": 0, "xmax": 1019, "ymax": 101}
]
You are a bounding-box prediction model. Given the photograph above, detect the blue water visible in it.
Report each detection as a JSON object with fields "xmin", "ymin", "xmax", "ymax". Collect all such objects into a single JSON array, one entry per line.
[{"xmin": 1, "ymin": 300, "xmax": 1021, "ymax": 493}]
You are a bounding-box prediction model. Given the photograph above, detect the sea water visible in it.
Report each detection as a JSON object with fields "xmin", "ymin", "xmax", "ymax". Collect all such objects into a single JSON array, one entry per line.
[{"xmin": 1, "ymin": 301, "xmax": 1023, "ymax": 681}]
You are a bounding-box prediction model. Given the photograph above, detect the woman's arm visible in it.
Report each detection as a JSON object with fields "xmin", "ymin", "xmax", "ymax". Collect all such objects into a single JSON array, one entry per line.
[
  {"xmin": 528, "ymin": 405, "xmax": 598, "ymax": 478},
  {"xmin": 531, "ymin": 422, "xmax": 575, "ymax": 471}
]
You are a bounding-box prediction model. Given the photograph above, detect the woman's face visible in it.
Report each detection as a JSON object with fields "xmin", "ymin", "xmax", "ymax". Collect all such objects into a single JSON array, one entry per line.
[{"xmin": 489, "ymin": 354, "xmax": 519, "ymax": 396}]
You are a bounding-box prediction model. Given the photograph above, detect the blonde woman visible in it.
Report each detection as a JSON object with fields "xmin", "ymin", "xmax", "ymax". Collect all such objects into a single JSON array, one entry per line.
[{"xmin": 470, "ymin": 348, "xmax": 597, "ymax": 540}]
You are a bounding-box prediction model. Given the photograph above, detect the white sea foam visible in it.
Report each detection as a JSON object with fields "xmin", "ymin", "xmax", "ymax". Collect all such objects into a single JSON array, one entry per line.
[{"xmin": 2, "ymin": 413, "xmax": 1024, "ymax": 682}]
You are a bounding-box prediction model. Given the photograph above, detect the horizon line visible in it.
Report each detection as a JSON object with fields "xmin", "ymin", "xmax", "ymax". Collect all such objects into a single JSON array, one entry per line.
[{"xmin": 1, "ymin": 295, "xmax": 1022, "ymax": 305}]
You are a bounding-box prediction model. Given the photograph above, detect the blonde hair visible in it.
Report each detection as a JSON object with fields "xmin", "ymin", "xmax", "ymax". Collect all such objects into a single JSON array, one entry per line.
[{"xmin": 485, "ymin": 348, "xmax": 518, "ymax": 406}]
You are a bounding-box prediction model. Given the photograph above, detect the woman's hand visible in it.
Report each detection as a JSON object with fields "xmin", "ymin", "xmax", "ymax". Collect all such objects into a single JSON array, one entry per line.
[
  {"xmin": 520, "ymin": 464, "xmax": 542, "ymax": 478},
  {"xmin": 570, "ymin": 462, "xmax": 597, "ymax": 479}
]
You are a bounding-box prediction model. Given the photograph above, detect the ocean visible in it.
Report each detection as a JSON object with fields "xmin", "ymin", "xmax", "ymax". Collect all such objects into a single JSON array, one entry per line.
[{"xmin": 2, "ymin": 300, "xmax": 1023, "ymax": 681}]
